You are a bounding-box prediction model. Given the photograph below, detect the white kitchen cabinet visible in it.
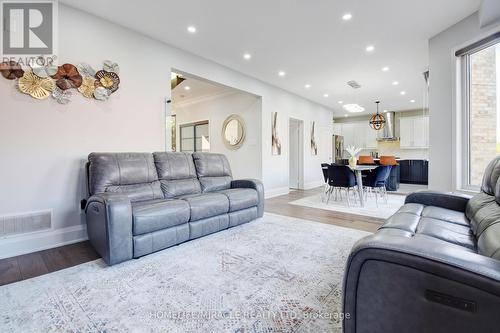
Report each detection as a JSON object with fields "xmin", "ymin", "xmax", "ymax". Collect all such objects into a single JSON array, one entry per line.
[
  {"xmin": 332, "ymin": 123, "xmax": 342, "ymax": 136},
  {"xmin": 334, "ymin": 121, "xmax": 378, "ymax": 149},
  {"xmin": 400, "ymin": 116, "xmax": 429, "ymax": 149}
]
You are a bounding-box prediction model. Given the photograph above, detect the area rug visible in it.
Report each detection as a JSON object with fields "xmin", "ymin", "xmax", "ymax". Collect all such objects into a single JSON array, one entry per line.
[
  {"xmin": 0, "ymin": 213, "xmax": 370, "ymax": 333},
  {"xmin": 289, "ymin": 193, "xmax": 406, "ymax": 219}
]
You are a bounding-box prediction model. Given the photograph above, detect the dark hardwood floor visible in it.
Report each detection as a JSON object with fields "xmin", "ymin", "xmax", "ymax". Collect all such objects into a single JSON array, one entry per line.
[{"xmin": 0, "ymin": 187, "xmax": 382, "ymax": 286}]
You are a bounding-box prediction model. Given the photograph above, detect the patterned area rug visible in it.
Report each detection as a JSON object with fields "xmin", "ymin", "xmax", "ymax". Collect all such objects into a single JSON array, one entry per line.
[
  {"xmin": 0, "ymin": 213, "xmax": 370, "ymax": 333},
  {"xmin": 289, "ymin": 193, "xmax": 406, "ymax": 219}
]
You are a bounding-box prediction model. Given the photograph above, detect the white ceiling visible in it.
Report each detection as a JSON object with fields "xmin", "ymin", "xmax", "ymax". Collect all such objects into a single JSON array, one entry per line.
[
  {"xmin": 171, "ymin": 73, "xmax": 233, "ymax": 105},
  {"xmin": 61, "ymin": 0, "xmax": 480, "ymax": 116}
]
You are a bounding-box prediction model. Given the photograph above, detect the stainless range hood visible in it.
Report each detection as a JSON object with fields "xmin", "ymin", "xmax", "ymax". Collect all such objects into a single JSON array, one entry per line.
[{"xmin": 377, "ymin": 112, "xmax": 398, "ymax": 141}]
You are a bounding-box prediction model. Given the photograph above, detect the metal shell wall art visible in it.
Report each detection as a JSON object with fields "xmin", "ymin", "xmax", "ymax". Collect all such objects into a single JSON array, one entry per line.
[
  {"xmin": 78, "ymin": 77, "xmax": 97, "ymax": 99},
  {"xmin": 0, "ymin": 61, "xmax": 24, "ymax": 80},
  {"xmin": 103, "ymin": 60, "xmax": 120, "ymax": 74},
  {"xmin": 93, "ymin": 86, "xmax": 110, "ymax": 101},
  {"xmin": 77, "ymin": 63, "xmax": 96, "ymax": 78},
  {"xmin": 0, "ymin": 59, "xmax": 120, "ymax": 104},
  {"xmin": 52, "ymin": 64, "xmax": 83, "ymax": 90},
  {"xmin": 29, "ymin": 57, "xmax": 57, "ymax": 78},
  {"xmin": 95, "ymin": 70, "xmax": 120, "ymax": 93},
  {"xmin": 52, "ymin": 86, "xmax": 72, "ymax": 104},
  {"xmin": 18, "ymin": 70, "xmax": 55, "ymax": 99}
]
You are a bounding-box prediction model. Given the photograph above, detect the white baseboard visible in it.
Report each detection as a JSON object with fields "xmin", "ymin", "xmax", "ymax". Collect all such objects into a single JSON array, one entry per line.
[
  {"xmin": 0, "ymin": 224, "xmax": 88, "ymax": 260},
  {"xmin": 265, "ymin": 187, "xmax": 290, "ymax": 198},
  {"xmin": 304, "ymin": 181, "xmax": 323, "ymax": 190}
]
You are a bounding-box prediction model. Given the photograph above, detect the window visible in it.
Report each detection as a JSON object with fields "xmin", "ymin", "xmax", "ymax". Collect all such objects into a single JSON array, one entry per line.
[
  {"xmin": 458, "ymin": 36, "xmax": 500, "ymax": 189},
  {"xmin": 179, "ymin": 121, "xmax": 210, "ymax": 152}
]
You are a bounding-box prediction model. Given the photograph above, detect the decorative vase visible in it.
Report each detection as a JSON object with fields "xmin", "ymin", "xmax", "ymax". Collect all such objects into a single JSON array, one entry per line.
[{"xmin": 349, "ymin": 156, "xmax": 357, "ymax": 168}]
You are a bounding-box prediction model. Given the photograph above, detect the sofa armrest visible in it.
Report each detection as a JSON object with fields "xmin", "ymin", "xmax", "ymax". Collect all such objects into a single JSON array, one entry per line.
[
  {"xmin": 343, "ymin": 232, "xmax": 500, "ymax": 333},
  {"xmin": 405, "ymin": 190, "xmax": 471, "ymax": 212},
  {"xmin": 85, "ymin": 193, "xmax": 133, "ymax": 265},
  {"xmin": 231, "ymin": 179, "xmax": 265, "ymax": 217}
]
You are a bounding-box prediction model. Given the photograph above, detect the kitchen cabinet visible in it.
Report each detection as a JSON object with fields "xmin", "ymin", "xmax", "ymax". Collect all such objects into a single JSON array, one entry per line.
[
  {"xmin": 400, "ymin": 116, "xmax": 429, "ymax": 149},
  {"xmin": 334, "ymin": 121, "xmax": 378, "ymax": 149},
  {"xmin": 333, "ymin": 123, "xmax": 342, "ymax": 136},
  {"xmin": 399, "ymin": 159, "xmax": 429, "ymax": 185}
]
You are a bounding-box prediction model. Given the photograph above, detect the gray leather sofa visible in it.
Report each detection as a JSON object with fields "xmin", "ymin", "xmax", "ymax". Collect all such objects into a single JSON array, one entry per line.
[
  {"xmin": 85, "ymin": 152, "xmax": 264, "ymax": 265},
  {"xmin": 343, "ymin": 156, "xmax": 500, "ymax": 333}
]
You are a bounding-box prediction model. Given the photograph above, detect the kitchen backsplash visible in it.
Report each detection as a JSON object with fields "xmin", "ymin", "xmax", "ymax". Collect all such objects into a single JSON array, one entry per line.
[{"xmin": 361, "ymin": 140, "xmax": 429, "ymax": 160}]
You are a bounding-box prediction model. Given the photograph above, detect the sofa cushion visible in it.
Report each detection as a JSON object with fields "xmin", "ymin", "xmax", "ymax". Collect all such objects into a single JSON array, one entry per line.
[
  {"xmin": 88, "ymin": 153, "xmax": 162, "ymax": 202},
  {"xmin": 416, "ymin": 217, "xmax": 476, "ymax": 250},
  {"xmin": 421, "ymin": 206, "xmax": 470, "ymax": 226},
  {"xmin": 217, "ymin": 188, "xmax": 258, "ymax": 212},
  {"xmin": 180, "ymin": 193, "xmax": 230, "ymax": 221},
  {"xmin": 132, "ymin": 199, "xmax": 190, "ymax": 235},
  {"xmin": 192, "ymin": 152, "xmax": 233, "ymax": 192},
  {"xmin": 380, "ymin": 204, "xmax": 477, "ymax": 251},
  {"xmin": 153, "ymin": 152, "xmax": 202, "ymax": 198}
]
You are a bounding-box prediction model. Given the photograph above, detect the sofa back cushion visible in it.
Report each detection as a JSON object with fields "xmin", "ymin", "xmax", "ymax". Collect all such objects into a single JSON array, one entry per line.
[
  {"xmin": 466, "ymin": 155, "xmax": 500, "ymax": 259},
  {"xmin": 153, "ymin": 152, "xmax": 201, "ymax": 198},
  {"xmin": 88, "ymin": 153, "xmax": 163, "ymax": 202},
  {"xmin": 192, "ymin": 152, "xmax": 233, "ymax": 192}
]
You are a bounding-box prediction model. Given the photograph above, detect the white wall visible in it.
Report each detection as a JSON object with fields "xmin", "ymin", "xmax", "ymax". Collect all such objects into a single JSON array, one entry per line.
[
  {"xmin": 0, "ymin": 5, "xmax": 333, "ymax": 257},
  {"xmin": 428, "ymin": 12, "xmax": 500, "ymax": 191},
  {"xmin": 173, "ymin": 91, "xmax": 262, "ymax": 180}
]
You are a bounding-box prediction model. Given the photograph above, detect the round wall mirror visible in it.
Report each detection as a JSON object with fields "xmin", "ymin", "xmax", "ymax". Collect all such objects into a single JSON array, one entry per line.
[{"xmin": 222, "ymin": 114, "xmax": 246, "ymax": 150}]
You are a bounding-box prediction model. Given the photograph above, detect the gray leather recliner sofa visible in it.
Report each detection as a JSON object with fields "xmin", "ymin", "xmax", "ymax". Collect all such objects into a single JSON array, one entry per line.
[
  {"xmin": 343, "ymin": 156, "xmax": 500, "ymax": 333},
  {"xmin": 85, "ymin": 152, "xmax": 264, "ymax": 265}
]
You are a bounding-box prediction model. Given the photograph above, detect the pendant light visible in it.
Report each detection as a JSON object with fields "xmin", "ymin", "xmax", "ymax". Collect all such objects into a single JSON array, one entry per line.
[{"xmin": 369, "ymin": 101, "xmax": 386, "ymax": 130}]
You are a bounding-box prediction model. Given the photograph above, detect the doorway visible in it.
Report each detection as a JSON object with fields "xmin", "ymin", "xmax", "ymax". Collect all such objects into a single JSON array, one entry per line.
[{"xmin": 289, "ymin": 118, "xmax": 304, "ymax": 189}]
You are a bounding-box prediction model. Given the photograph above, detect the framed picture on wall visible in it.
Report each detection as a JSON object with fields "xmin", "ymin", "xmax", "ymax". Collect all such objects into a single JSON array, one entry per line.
[
  {"xmin": 311, "ymin": 121, "xmax": 318, "ymax": 155},
  {"xmin": 272, "ymin": 112, "xmax": 281, "ymax": 155}
]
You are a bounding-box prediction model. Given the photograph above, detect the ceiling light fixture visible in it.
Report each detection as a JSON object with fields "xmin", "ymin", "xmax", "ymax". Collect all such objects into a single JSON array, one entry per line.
[
  {"xmin": 304, "ymin": 84, "xmax": 311, "ymax": 89},
  {"xmin": 278, "ymin": 71, "xmax": 286, "ymax": 77},
  {"xmin": 382, "ymin": 67, "xmax": 390, "ymax": 72},
  {"xmin": 343, "ymin": 103, "xmax": 365, "ymax": 113},
  {"xmin": 342, "ymin": 13, "xmax": 352, "ymax": 21},
  {"xmin": 366, "ymin": 45, "xmax": 375, "ymax": 52},
  {"xmin": 323, "ymin": 93, "xmax": 329, "ymax": 98},
  {"xmin": 383, "ymin": 110, "xmax": 388, "ymax": 113},
  {"xmin": 243, "ymin": 53, "xmax": 252, "ymax": 60},
  {"xmin": 338, "ymin": 101, "xmax": 343, "ymax": 104},
  {"xmin": 369, "ymin": 101, "xmax": 386, "ymax": 131},
  {"xmin": 187, "ymin": 26, "xmax": 197, "ymax": 33},
  {"xmin": 184, "ymin": 86, "xmax": 191, "ymax": 91},
  {"xmin": 392, "ymin": 81, "xmax": 399, "ymax": 85},
  {"xmin": 344, "ymin": 114, "xmax": 349, "ymax": 117},
  {"xmin": 410, "ymin": 99, "xmax": 415, "ymax": 103},
  {"xmin": 400, "ymin": 91, "xmax": 406, "ymax": 95}
]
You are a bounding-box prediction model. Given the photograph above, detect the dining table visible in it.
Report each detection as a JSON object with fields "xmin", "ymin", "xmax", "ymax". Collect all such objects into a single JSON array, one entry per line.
[{"xmin": 348, "ymin": 165, "xmax": 378, "ymax": 207}]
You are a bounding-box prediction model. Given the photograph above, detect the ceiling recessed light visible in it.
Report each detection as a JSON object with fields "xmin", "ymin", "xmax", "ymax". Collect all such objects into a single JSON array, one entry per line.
[
  {"xmin": 342, "ymin": 13, "xmax": 352, "ymax": 21},
  {"xmin": 410, "ymin": 99, "xmax": 416, "ymax": 103},
  {"xmin": 344, "ymin": 114, "xmax": 349, "ymax": 117},
  {"xmin": 392, "ymin": 81, "xmax": 399, "ymax": 85},
  {"xmin": 243, "ymin": 53, "xmax": 252, "ymax": 60},
  {"xmin": 343, "ymin": 104, "xmax": 365, "ymax": 113},
  {"xmin": 382, "ymin": 67, "xmax": 390, "ymax": 72},
  {"xmin": 187, "ymin": 26, "xmax": 197, "ymax": 33},
  {"xmin": 400, "ymin": 91, "xmax": 406, "ymax": 95},
  {"xmin": 366, "ymin": 45, "xmax": 375, "ymax": 52},
  {"xmin": 323, "ymin": 93, "xmax": 329, "ymax": 98},
  {"xmin": 383, "ymin": 109, "xmax": 388, "ymax": 113},
  {"xmin": 184, "ymin": 86, "xmax": 191, "ymax": 91},
  {"xmin": 278, "ymin": 71, "xmax": 286, "ymax": 77},
  {"xmin": 305, "ymin": 84, "xmax": 311, "ymax": 89},
  {"xmin": 338, "ymin": 101, "xmax": 343, "ymax": 104}
]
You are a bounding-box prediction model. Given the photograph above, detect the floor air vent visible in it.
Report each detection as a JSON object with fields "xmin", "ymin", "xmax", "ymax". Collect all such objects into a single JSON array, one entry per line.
[{"xmin": 0, "ymin": 210, "xmax": 52, "ymax": 237}]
